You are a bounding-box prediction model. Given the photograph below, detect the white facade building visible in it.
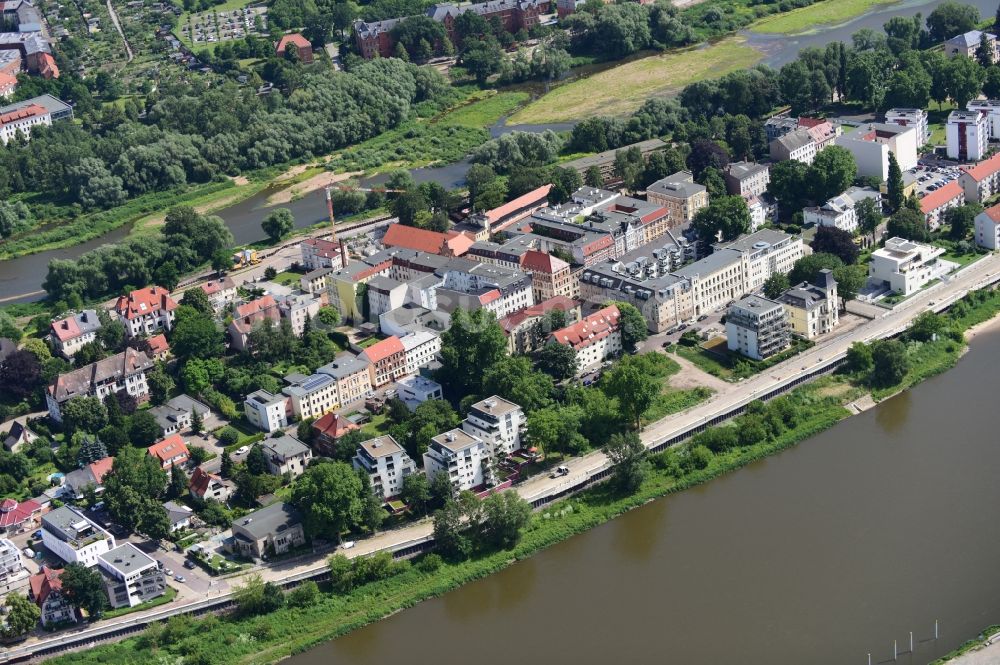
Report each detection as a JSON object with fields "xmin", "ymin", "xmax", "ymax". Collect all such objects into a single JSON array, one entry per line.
[
  {"xmin": 283, "ymin": 373, "xmax": 339, "ymax": 421},
  {"xmin": 400, "ymin": 330, "xmax": 440, "ymax": 375},
  {"xmin": 277, "ymin": 293, "xmax": 322, "ymax": 337},
  {"xmin": 396, "ymin": 375, "xmax": 444, "ymax": 411},
  {"xmin": 260, "ymin": 434, "xmax": 313, "ymax": 478},
  {"xmin": 0, "ymin": 102, "xmax": 51, "ymax": 144},
  {"xmin": 835, "ymin": 123, "xmax": 918, "ymax": 180},
  {"xmin": 947, "ymin": 110, "xmax": 990, "ymax": 162},
  {"xmin": 461, "ymin": 396, "xmax": 525, "ymax": 457},
  {"xmin": 967, "ymin": 100, "xmax": 1000, "ymax": 139},
  {"xmin": 885, "ymin": 108, "xmax": 930, "ymax": 146},
  {"xmin": 802, "ymin": 187, "xmax": 882, "ymax": 233},
  {"xmin": 41, "ymin": 506, "xmax": 116, "ymax": 567},
  {"xmin": 725, "ymin": 295, "xmax": 790, "ymax": 361},
  {"xmin": 867, "ymin": 237, "xmax": 947, "ymax": 296},
  {"xmin": 974, "ymin": 203, "xmax": 1000, "ymax": 249},
  {"xmin": 353, "ymin": 435, "xmax": 417, "ymax": 499},
  {"xmin": 423, "ymin": 429, "xmax": 490, "ymax": 492},
  {"xmin": 49, "ymin": 310, "xmax": 103, "ymax": 359},
  {"xmin": 98, "ymin": 543, "xmax": 166, "ymax": 609},
  {"xmin": 547, "ymin": 304, "xmax": 622, "ymax": 374},
  {"xmin": 244, "ymin": 390, "xmax": 288, "ymax": 432}
]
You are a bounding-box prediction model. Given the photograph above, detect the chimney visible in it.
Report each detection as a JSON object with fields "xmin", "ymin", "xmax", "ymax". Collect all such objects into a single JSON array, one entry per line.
[
  {"xmin": 340, "ymin": 240, "xmax": 350, "ymax": 268},
  {"xmin": 326, "ymin": 187, "xmax": 336, "ymax": 241}
]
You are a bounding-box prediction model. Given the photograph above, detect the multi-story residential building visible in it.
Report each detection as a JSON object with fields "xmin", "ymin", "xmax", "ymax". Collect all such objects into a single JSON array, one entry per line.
[
  {"xmin": 462, "ymin": 396, "xmax": 524, "ymax": 457},
  {"xmin": 98, "ymin": 543, "xmax": 166, "ymax": 609},
  {"xmin": 41, "ymin": 506, "xmax": 116, "ymax": 567},
  {"xmin": 366, "ymin": 276, "xmax": 408, "ymax": 320},
  {"xmin": 230, "ymin": 502, "xmax": 305, "ymax": 559},
  {"xmin": 396, "ymin": 375, "xmax": 444, "ymax": 410},
  {"xmin": 0, "ymin": 101, "xmax": 49, "ymax": 143},
  {"xmin": 260, "ymin": 434, "xmax": 313, "ymax": 478},
  {"xmin": 275, "ymin": 32, "xmax": 313, "ymax": 63},
  {"xmin": 765, "ymin": 115, "xmax": 800, "ymax": 142},
  {"xmin": 726, "ymin": 295, "xmax": 789, "ymax": 360},
  {"xmin": 244, "ymin": 390, "xmax": 288, "ymax": 432},
  {"xmin": 114, "ymin": 286, "xmax": 178, "ymax": 338},
  {"xmin": 867, "ymin": 237, "xmax": 947, "ymax": 295},
  {"xmin": 49, "ymin": 310, "xmax": 102, "ymax": 359},
  {"xmin": 724, "ymin": 162, "xmax": 770, "ymax": 200},
  {"xmin": 360, "ymin": 336, "xmax": 407, "ymax": 387},
  {"xmin": 283, "ymin": 372, "xmax": 339, "ymax": 421},
  {"xmin": 944, "ymin": 30, "xmax": 997, "ymax": 60},
  {"xmin": 353, "ymin": 435, "xmax": 417, "ymax": 499},
  {"xmin": 300, "ymin": 267, "xmax": 333, "ymax": 296},
  {"xmin": 318, "ymin": 354, "xmax": 374, "ymax": 406},
  {"xmin": 778, "ymin": 269, "xmax": 839, "ymax": 339},
  {"xmin": 801, "ymin": 117, "xmax": 841, "ymax": 150},
  {"xmin": 381, "ymin": 223, "xmax": 474, "ymax": 257},
  {"xmin": 197, "ymin": 277, "xmax": 237, "ymax": 312},
  {"xmin": 46, "ymin": 348, "xmax": 154, "ymax": 423},
  {"xmin": 967, "ymin": 100, "xmax": 1000, "ymax": 139},
  {"xmin": 311, "ymin": 412, "xmax": 360, "ymax": 456},
  {"xmin": 0, "ymin": 70, "xmax": 15, "ymax": 99},
  {"xmin": 30, "ymin": 566, "xmax": 77, "ymax": 626},
  {"xmin": 458, "ymin": 184, "xmax": 552, "ymax": 238},
  {"xmin": 189, "ymin": 467, "xmax": 234, "ymax": 503},
  {"xmin": 228, "ymin": 295, "xmax": 282, "ymax": 352},
  {"xmin": 547, "ymin": 305, "xmax": 622, "ymax": 373},
  {"xmin": 835, "ymin": 122, "xmax": 918, "ymax": 179},
  {"xmin": 147, "ymin": 434, "xmax": 190, "ymax": 469},
  {"xmin": 149, "ymin": 394, "xmax": 210, "ymax": 438},
  {"xmin": 885, "ymin": 108, "xmax": 930, "ymax": 145},
  {"xmin": 423, "ymin": 428, "xmax": 491, "ymax": 492},
  {"xmin": 498, "ymin": 295, "xmax": 583, "ymax": 354},
  {"xmin": 400, "ymin": 330, "xmax": 440, "ymax": 375},
  {"xmin": 920, "ymin": 180, "xmax": 965, "ymax": 229},
  {"xmin": 974, "ymin": 202, "xmax": 1000, "ymax": 249},
  {"xmin": 802, "ymin": 187, "xmax": 883, "ymax": 233},
  {"xmin": 959, "ymin": 152, "xmax": 1000, "ymax": 203},
  {"xmin": 947, "ymin": 109, "xmax": 990, "ymax": 161},
  {"xmin": 770, "ymin": 128, "xmax": 817, "ymax": 164},
  {"xmin": 0, "ymin": 538, "xmax": 26, "ymax": 594},
  {"xmin": 645, "ymin": 172, "xmax": 709, "ymax": 228},
  {"xmin": 276, "ymin": 292, "xmax": 322, "ymax": 337},
  {"xmin": 519, "ymin": 249, "xmax": 573, "ymax": 302}
]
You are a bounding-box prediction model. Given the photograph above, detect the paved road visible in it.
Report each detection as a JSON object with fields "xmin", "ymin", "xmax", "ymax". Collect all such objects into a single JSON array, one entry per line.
[
  {"xmin": 943, "ymin": 633, "xmax": 1000, "ymax": 664},
  {"xmin": 7, "ymin": 252, "xmax": 1000, "ymax": 662},
  {"xmin": 105, "ymin": 0, "xmax": 133, "ymax": 61}
]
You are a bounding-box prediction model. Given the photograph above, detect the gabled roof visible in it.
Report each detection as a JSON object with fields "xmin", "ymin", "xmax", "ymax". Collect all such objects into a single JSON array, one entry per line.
[
  {"xmin": 144, "ymin": 333, "xmax": 170, "ymax": 356},
  {"xmin": 48, "ymin": 348, "xmax": 154, "ymax": 403},
  {"xmin": 50, "ymin": 310, "xmax": 101, "ymax": 342},
  {"xmin": 29, "ymin": 566, "xmax": 64, "ymax": 607},
  {"xmin": 189, "ymin": 466, "xmax": 228, "ymax": 498},
  {"xmin": 147, "ymin": 434, "xmax": 189, "ymax": 466},
  {"xmin": 920, "ymin": 181, "xmax": 963, "ymax": 214},
  {"xmin": 0, "ymin": 102, "xmax": 46, "ymax": 126},
  {"xmin": 519, "ymin": 249, "xmax": 569, "ymax": 274},
  {"xmin": 0, "ymin": 497, "xmax": 40, "ymax": 528},
  {"xmin": 360, "ymin": 336, "xmax": 404, "ymax": 364},
  {"xmin": 114, "ymin": 286, "xmax": 177, "ymax": 320},
  {"xmin": 548, "ymin": 305, "xmax": 621, "ymax": 350},
  {"xmin": 312, "ymin": 412, "xmax": 359, "ymax": 440},
  {"xmin": 198, "ymin": 276, "xmax": 235, "ymax": 296},
  {"xmin": 979, "ymin": 202, "xmax": 1000, "ymax": 225},
  {"xmin": 485, "ymin": 184, "xmax": 552, "ymax": 225},
  {"xmin": 961, "ymin": 152, "xmax": 1000, "ymax": 182},
  {"xmin": 381, "ymin": 224, "xmax": 473, "ymax": 256},
  {"xmin": 276, "ymin": 33, "xmax": 310, "ymax": 52}
]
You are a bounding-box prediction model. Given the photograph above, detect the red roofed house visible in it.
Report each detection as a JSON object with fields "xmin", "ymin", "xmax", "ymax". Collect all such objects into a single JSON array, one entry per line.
[
  {"xmin": 228, "ymin": 295, "xmax": 281, "ymax": 352},
  {"xmin": 137, "ymin": 333, "xmax": 170, "ymax": 362},
  {"xmin": 301, "ymin": 237, "xmax": 345, "ymax": 271},
  {"xmin": 546, "ymin": 304, "xmax": 621, "ymax": 374},
  {"xmin": 31, "ymin": 51, "xmax": 59, "ymax": 79},
  {"xmin": 484, "ymin": 184, "xmax": 552, "ymax": 234},
  {"xmin": 64, "ymin": 456, "xmax": 115, "ymax": 499},
  {"xmin": 959, "ymin": 152, "xmax": 1000, "ymax": 203},
  {"xmin": 382, "ymin": 223, "xmax": 474, "ymax": 257},
  {"xmin": 276, "ymin": 33, "xmax": 313, "ymax": 63},
  {"xmin": 30, "ymin": 566, "xmax": 77, "ymax": 626},
  {"xmin": 198, "ymin": 276, "xmax": 237, "ymax": 312},
  {"xmin": 114, "ymin": 286, "xmax": 178, "ymax": 339},
  {"xmin": 49, "ymin": 309, "xmax": 102, "ymax": 359},
  {"xmin": 0, "ymin": 102, "xmax": 50, "ymax": 144},
  {"xmin": 974, "ymin": 202, "xmax": 1000, "ymax": 249},
  {"xmin": 0, "ymin": 497, "xmax": 41, "ymax": 535},
  {"xmin": 0, "ymin": 70, "xmax": 16, "ymax": 98},
  {"xmin": 919, "ymin": 180, "xmax": 965, "ymax": 230},
  {"xmin": 189, "ymin": 467, "xmax": 234, "ymax": 503},
  {"xmin": 311, "ymin": 412, "xmax": 361, "ymax": 457},
  {"xmin": 519, "ymin": 249, "xmax": 573, "ymax": 302},
  {"xmin": 359, "ymin": 336, "xmax": 408, "ymax": 387},
  {"xmin": 147, "ymin": 434, "xmax": 190, "ymax": 469},
  {"xmin": 499, "ymin": 295, "xmax": 582, "ymax": 354}
]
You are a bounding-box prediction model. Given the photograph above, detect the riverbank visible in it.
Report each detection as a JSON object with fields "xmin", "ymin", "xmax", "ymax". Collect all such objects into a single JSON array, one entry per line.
[
  {"xmin": 749, "ymin": 0, "xmax": 899, "ymax": 35},
  {"xmin": 931, "ymin": 625, "xmax": 1000, "ymax": 664},
  {"xmin": 49, "ymin": 286, "xmax": 1000, "ymax": 665}
]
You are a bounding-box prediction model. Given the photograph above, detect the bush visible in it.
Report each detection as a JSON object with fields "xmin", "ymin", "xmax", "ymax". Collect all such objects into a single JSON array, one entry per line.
[
  {"xmin": 286, "ymin": 580, "xmax": 319, "ymax": 608},
  {"xmin": 416, "ymin": 553, "xmax": 442, "ymax": 573},
  {"xmin": 217, "ymin": 427, "xmax": 240, "ymax": 447}
]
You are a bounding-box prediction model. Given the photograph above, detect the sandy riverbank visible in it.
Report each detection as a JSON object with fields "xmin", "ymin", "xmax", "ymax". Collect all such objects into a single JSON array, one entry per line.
[
  {"xmin": 265, "ymin": 170, "xmax": 363, "ymax": 205},
  {"xmin": 964, "ymin": 310, "xmax": 1000, "ymax": 340}
]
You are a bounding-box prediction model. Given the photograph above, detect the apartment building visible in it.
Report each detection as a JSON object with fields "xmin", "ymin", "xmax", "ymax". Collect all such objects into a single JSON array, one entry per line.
[
  {"xmin": 353, "ymin": 435, "xmax": 417, "ymax": 499},
  {"xmin": 959, "ymin": 152, "xmax": 1000, "ymax": 202},
  {"xmin": 244, "ymin": 390, "xmax": 288, "ymax": 433},
  {"xmin": 230, "ymin": 502, "xmax": 305, "ymax": 559},
  {"xmin": 778, "ymin": 269, "xmax": 839, "ymax": 339},
  {"xmin": 645, "ymin": 171, "xmax": 709, "ymax": 228},
  {"xmin": 30, "ymin": 566, "xmax": 77, "ymax": 626},
  {"xmin": 944, "ymin": 30, "xmax": 997, "ymax": 60},
  {"xmin": 724, "ymin": 162, "xmax": 770, "ymax": 199},
  {"xmin": 360, "ymin": 336, "xmax": 407, "ymax": 387},
  {"xmin": 197, "ymin": 277, "xmax": 237, "ymax": 312},
  {"xmin": 803, "ymin": 187, "xmax": 883, "ymax": 233},
  {"xmin": 311, "ymin": 412, "xmax": 361, "ymax": 456},
  {"xmin": 947, "ymin": 109, "xmax": 989, "ymax": 161},
  {"xmin": 974, "ymin": 202, "xmax": 1000, "ymax": 249},
  {"xmin": 868, "ymin": 237, "xmax": 947, "ymax": 295},
  {"xmin": 462, "ymin": 396, "xmax": 524, "ymax": 457},
  {"xmin": 400, "ymin": 330, "xmax": 440, "ymax": 375},
  {"xmin": 967, "ymin": 100, "xmax": 1000, "ymax": 139},
  {"xmin": 367, "ymin": 276, "xmax": 408, "ymax": 320},
  {"xmin": 726, "ymin": 295, "xmax": 790, "ymax": 361},
  {"xmin": 49, "ymin": 310, "xmax": 103, "ymax": 359},
  {"xmin": 318, "ymin": 354, "xmax": 374, "ymax": 406},
  {"xmin": 46, "ymin": 348, "xmax": 154, "ymax": 423},
  {"xmin": 228, "ymin": 295, "xmax": 282, "ymax": 352},
  {"xmin": 114, "ymin": 286, "xmax": 177, "ymax": 338},
  {"xmin": 381, "ymin": 223, "xmax": 474, "ymax": 257},
  {"xmin": 396, "ymin": 375, "xmax": 444, "ymax": 411},
  {"xmin": 147, "ymin": 434, "xmax": 190, "ymax": 469},
  {"xmin": 283, "ymin": 372, "xmax": 339, "ymax": 421},
  {"xmin": 885, "ymin": 108, "xmax": 930, "ymax": 145},
  {"xmin": 276, "ymin": 292, "xmax": 322, "ymax": 337},
  {"xmin": 0, "ymin": 537, "xmax": 26, "ymax": 594},
  {"xmin": 519, "ymin": 249, "xmax": 574, "ymax": 302},
  {"xmin": 98, "ymin": 543, "xmax": 166, "ymax": 609},
  {"xmin": 300, "ymin": 237, "xmax": 347, "ymax": 271},
  {"xmin": 498, "ymin": 295, "xmax": 583, "ymax": 354},
  {"xmin": 547, "ymin": 305, "xmax": 622, "ymax": 373},
  {"xmin": 770, "ymin": 129, "xmax": 817, "ymax": 164},
  {"xmin": 261, "ymin": 434, "xmax": 313, "ymax": 478},
  {"xmin": 920, "ymin": 181, "xmax": 965, "ymax": 230},
  {"xmin": 423, "ymin": 428, "xmax": 491, "ymax": 492},
  {"xmin": 835, "ymin": 122, "xmax": 918, "ymax": 179},
  {"xmin": 0, "ymin": 101, "xmax": 49, "ymax": 143},
  {"xmin": 41, "ymin": 506, "xmax": 116, "ymax": 567}
]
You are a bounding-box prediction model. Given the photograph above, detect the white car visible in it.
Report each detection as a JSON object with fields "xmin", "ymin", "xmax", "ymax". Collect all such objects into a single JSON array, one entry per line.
[
  {"xmin": 235, "ymin": 445, "xmax": 250, "ymax": 455},
  {"xmin": 341, "ymin": 541, "xmax": 356, "ymax": 550}
]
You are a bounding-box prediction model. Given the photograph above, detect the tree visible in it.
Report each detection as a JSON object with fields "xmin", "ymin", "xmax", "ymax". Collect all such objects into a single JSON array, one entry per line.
[
  {"xmin": 584, "ymin": 165, "xmax": 603, "ymax": 187},
  {"xmin": 908, "ymin": 311, "xmax": 947, "ymax": 342},
  {"xmin": 220, "ymin": 450, "xmax": 233, "ymax": 478},
  {"xmin": 692, "ymin": 196, "xmax": 751, "ymax": 246},
  {"xmin": 947, "ymin": 55, "xmax": 986, "ymax": 109},
  {"xmin": 768, "ymin": 159, "xmax": 810, "ymax": 217},
  {"xmin": 856, "ymin": 196, "xmax": 883, "ymax": 240},
  {"xmin": 61, "ymin": 396, "xmax": 108, "ymax": 435},
  {"xmin": 433, "ymin": 499, "xmax": 471, "ymax": 560},
  {"xmin": 291, "ymin": 462, "xmax": 364, "ymax": 542},
  {"xmin": 475, "ymin": 491, "xmax": 531, "ymax": 550},
  {"xmin": 77, "ymin": 436, "xmax": 108, "ymax": 466},
  {"xmin": 687, "ymin": 138, "xmax": 730, "ymax": 179},
  {"xmin": 604, "ymin": 431, "xmax": 649, "ymax": 494},
  {"xmin": 870, "ymin": 339, "xmax": 910, "ymax": 387},
  {"xmin": 465, "ymin": 164, "xmax": 497, "ymax": 210},
  {"xmin": 233, "ymin": 574, "xmax": 285, "ymax": 616},
  {"xmin": 3, "ymin": 592, "xmax": 40, "ymax": 638},
  {"xmin": 0, "ymin": 311, "xmax": 23, "ymax": 343},
  {"xmin": 359, "ymin": 474, "xmax": 385, "ymax": 534},
  {"xmin": 1, "ymin": 350, "xmax": 42, "ymax": 399},
  {"xmin": 527, "ymin": 405, "xmax": 588, "ymax": 457},
  {"xmin": 190, "ymin": 408, "xmax": 203, "ymax": 434},
  {"xmin": 977, "ymin": 32, "xmax": 995, "ymax": 67},
  {"xmin": 811, "ymin": 226, "xmax": 860, "ymax": 265},
  {"xmin": 169, "ymin": 464, "xmax": 187, "ymax": 499},
  {"xmin": 763, "ymin": 273, "xmax": 790, "ymax": 299},
  {"xmin": 102, "ymin": 446, "xmax": 168, "ymax": 534},
  {"xmin": 926, "ymin": 2, "xmax": 979, "ymax": 43},
  {"xmin": 60, "ymin": 563, "xmax": 107, "ymax": 618},
  {"xmin": 461, "ymin": 37, "xmax": 504, "ymax": 84},
  {"xmin": 833, "ymin": 265, "xmax": 866, "ymax": 304},
  {"xmin": 180, "ymin": 287, "xmax": 213, "ymax": 316},
  {"xmin": 846, "ymin": 341, "xmax": 874, "ymax": 374},
  {"xmin": 809, "ymin": 146, "xmax": 858, "ymax": 202},
  {"xmin": 401, "ymin": 473, "xmax": 431, "ymax": 515},
  {"xmin": 262, "ymin": 208, "xmax": 294, "ymax": 242},
  {"xmin": 170, "ymin": 306, "xmax": 223, "ymax": 360},
  {"xmin": 602, "ymin": 356, "xmax": 661, "ymax": 429},
  {"xmin": 945, "ymin": 203, "xmax": 981, "ymax": 239},
  {"xmin": 887, "ymin": 206, "xmax": 930, "ymax": 241},
  {"xmin": 614, "ymin": 301, "xmax": 648, "ymax": 352},
  {"xmin": 482, "ymin": 356, "xmax": 553, "ymax": 413},
  {"xmin": 534, "ymin": 343, "xmax": 578, "ymax": 380},
  {"xmin": 245, "ymin": 444, "xmax": 268, "ymax": 475},
  {"xmin": 128, "ymin": 410, "xmax": 162, "ymax": 447},
  {"xmin": 436, "ymin": 308, "xmax": 508, "ymax": 398},
  {"xmin": 287, "ymin": 580, "xmax": 319, "ymax": 608},
  {"xmin": 788, "ymin": 253, "xmax": 845, "ymax": 285}
]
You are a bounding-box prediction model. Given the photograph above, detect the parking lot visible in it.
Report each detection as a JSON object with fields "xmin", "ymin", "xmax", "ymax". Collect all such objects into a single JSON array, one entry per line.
[{"xmin": 912, "ymin": 157, "xmax": 969, "ymax": 199}]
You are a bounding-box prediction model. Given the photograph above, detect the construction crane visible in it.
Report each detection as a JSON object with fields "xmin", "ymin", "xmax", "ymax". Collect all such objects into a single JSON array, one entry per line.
[{"xmin": 323, "ymin": 184, "xmax": 405, "ymax": 240}]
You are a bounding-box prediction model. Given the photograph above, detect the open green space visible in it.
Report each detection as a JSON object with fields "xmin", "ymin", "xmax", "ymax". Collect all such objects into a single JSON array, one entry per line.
[
  {"xmin": 749, "ymin": 0, "xmax": 897, "ymax": 34},
  {"xmin": 673, "ymin": 336, "xmax": 813, "ymax": 382},
  {"xmin": 102, "ymin": 587, "xmax": 177, "ymax": 620},
  {"xmin": 437, "ymin": 91, "xmax": 530, "ymax": 128},
  {"xmin": 506, "ymin": 38, "xmax": 761, "ymax": 124}
]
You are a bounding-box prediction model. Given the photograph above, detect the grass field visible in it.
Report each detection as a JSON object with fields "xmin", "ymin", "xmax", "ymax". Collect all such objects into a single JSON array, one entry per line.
[
  {"xmin": 749, "ymin": 0, "xmax": 898, "ymax": 34},
  {"xmin": 506, "ymin": 38, "xmax": 760, "ymax": 124},
  {"xmin": 438, "ymin": 91, "xmax": 530, "ymax": 128}
]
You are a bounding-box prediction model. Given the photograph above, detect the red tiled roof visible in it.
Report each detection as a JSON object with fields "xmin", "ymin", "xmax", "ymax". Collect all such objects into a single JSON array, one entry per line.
[
  {"xmin": 920, "ymin": 181, "xmax": 963, "ymax": 214},
  {"xmin": 982, "ymin": 202, "xmax": 1000, "ymax": 224},
  {"xmin": 114, "ymin": 286, "xmax": 177, "ymax": 320},
  {"xmin": 478, "ymin": 289, "xmax": 501, "ymax": 305},
  {"xmin": 36, "ymin": 53, "xmax": 59, "ymax": 79},
  {"xmin": 312, "ymin": 412, "xmax": 359, "ymax": 440},
  {"xmin": 796, "ymin": 116, "xmax": 825, "ymax": 128},
  {"xmin": 88, "ymin": 456, "xmax": 114, "ymax": 485},
  {"xmin": 145, "ymin": 334, "xmax": 170, "ymax": 355},
  {"xmin": 276, "ymin": 33, "xmax": 311, "ymax": 52},
  {"xmin": 30, "ymin": 566, "xmax": 63, "ymax": 607},
  {"xmin": 0, "ymin": 71, "xmax": 16, "ymax": 91},
  {"xmin": 361, "ymin": 336, "xmax": 404, "ymax": 364},
  {"xmin": 382, "ymin": 224, "xmax": 472, "ymax": 256},
  {"xmin": 189, "ymin": 466, "xmax": 221, "ymax": 498},
  {"xmin": 147, "ymin": 434, "xmax": 190, "ymax": 467},
  {"xmin": 519, "ymin": 249, "xmax": 568, "ymax": 274},
  {"xmin": 961, "ymin": 152, "xmax": 1000, "ymax": 182},
  {"xmin": 199, "ymin": 277, "xmax": 235, "ymax": 296},
  {"xmin": 50, "ymin": 315, "xmax": 80, "ymax": 342},
  {"xmin": 499, "ymin": 296, "xmax": 581, "ymax": 333},
  {"xmin": 0, "ymin": 103, "xmax": 47, "ymax": 126},
  {"xmin": 232, "ymin": 295, "xmax": 280, "ymax": 335},
  {"xmin": 0, "ymin": 497, "xmax": 40, "ymax": 529},
  {"xmin": 548, "ymin": 305, "xmax": 621, "ymax": 350},
  {"xmin": 485, "ymin": 184, "xmax": 552, "ymax": 225}
]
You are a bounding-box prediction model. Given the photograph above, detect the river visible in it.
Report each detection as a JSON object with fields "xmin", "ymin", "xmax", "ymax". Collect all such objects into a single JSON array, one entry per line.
[{"xmin": 289, "ymin": 327, "xmax": 1000, "ymax": 665}]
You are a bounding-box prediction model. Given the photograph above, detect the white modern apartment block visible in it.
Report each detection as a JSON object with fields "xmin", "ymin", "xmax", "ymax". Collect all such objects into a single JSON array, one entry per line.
[
  {"xmin": 885, "ymin": 108, "xmax": 930, "ymax": 146},
  {"xmin": 947, "ymin": 110, "xmax": 990, "ymax": 162},
  {"xmin": 244, "ymin": 390, "xmax": 288, "ymax": 432},
  {"xmin": 41, "ymin": 506, "xmax": 116, "ymax": 567},
  {"xmin": 835, "ymin": 123, "xmax": 918, "ymax": 180},
  {"xmin": 98, "ymin": 543, "xmax": 166, "ymax": 609},
  {"xmin": 283, "ymin": 373, "xmax": 339, "ymax": 421},
  {"xmin": 974, "ymin": 203, "xmax": 1000, "ymax": 249},
  {"xmin": 400, "ymin": 330, "xmax": 440, "ymax": 375},
  {"xmin": 0, "ymin": 538, "xmax": 26, "ymax": 594},
  {"xmin": 725, "ymin": 295, "xmax": 790, "ymax": 361},
  {"xmin": 353, "ymin": 435, "xmax": 417, "ymax": 499},
  {"xmin": 867, "ymin": 237, "xmax": 947, "ymax": 296},
  {"xmin": 367, "ymin": 277, "xmax": 408, "ymax": 319},
  {"xmin": 715, "ymin": 229, "xmax": 804, "ymax": 295},
  {"xmin": 462, "ymin": 396, "xmax": 525, "ymax": 457},
  {"xmin": 49, "ymin": 310, "xmax": 102, "ymax": 359},
  {"xmin": 396, "ymin": 375, "xmax": 443, "ymax": 410},
  {"xmin": 967, "ymin": 100, "xmax": 1000, "ymax": 139},
  {"xmin": 802, "ymin": 187, "xmax": 882, "ymax": 233},
  {"xmin": 423, "ymin": 429, "xmax": 490, "ymax": 492}
]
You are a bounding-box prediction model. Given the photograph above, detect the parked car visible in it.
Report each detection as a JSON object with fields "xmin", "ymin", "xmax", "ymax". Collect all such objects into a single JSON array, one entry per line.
[
  {"xmin": 235, "ymin": 445, "xmax": 250, "ymax": 455},
  {"xmin": 341, "ymin": 541, "xmax": 356, "ymax": 550},
  {"xmin": 174, "ymin": 575, "xmax": 186, "ymax": 583},
  {"xmin": 697, "ymin": 314, "xmax": 709, "ymax": 321},
  {"xmin": 184, "ymin": 560, "xmax": 196, "ymax": 569},
  {"xmin": 164, "ymin": 568, "xmax": 173, "ymax": 577},
  {"xmin": 550, "ymin": 465, "xmax": 570, "ymax": 479},
  {"xmin": 22, "ymin": 548, "xmax": 34, "ymax": 558}
]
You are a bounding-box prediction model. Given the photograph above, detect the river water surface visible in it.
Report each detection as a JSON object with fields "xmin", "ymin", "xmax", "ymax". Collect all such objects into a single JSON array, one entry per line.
[{"xmin": 292, "ymin": 328, "xmax": 1000, "ymax": 665}]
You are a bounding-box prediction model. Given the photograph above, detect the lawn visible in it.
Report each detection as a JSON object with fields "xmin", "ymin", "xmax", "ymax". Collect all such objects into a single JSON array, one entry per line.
[
  {"xmin": 505, "ymin": 37, "xmax": 761, "ymax": 124},
  {"xmin": 674, "ymin": 336, "xmax": 814, "ymax": 382},
  {"xmin": 271, "ymin": 270, "xmax": 305, "ymax": 287},
  {"xmin": 102, "ymin": 587, "xmax": 177, "ymax": 620},
  {"xmin": 437, "ymin": 91, "xmax": 530, "ymax": 128},
  {"xmin": 749, "ymin": 0, "xmax": 898, "ymax": 34},
  {"xmin": 359, "ymin": 412, "xmax": 391, "ymax": 438}
]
